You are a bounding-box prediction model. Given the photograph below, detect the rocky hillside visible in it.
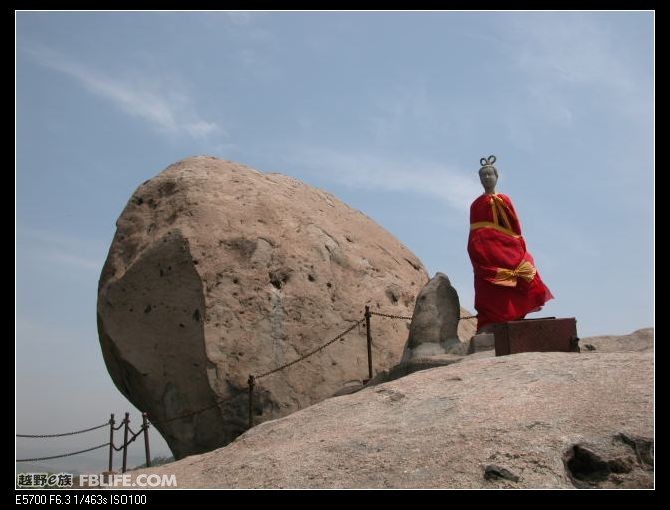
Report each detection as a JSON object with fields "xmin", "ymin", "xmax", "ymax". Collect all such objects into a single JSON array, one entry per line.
[{"xmin": 131, "ymin": 339, "xmax": 653, "ymax": 489}]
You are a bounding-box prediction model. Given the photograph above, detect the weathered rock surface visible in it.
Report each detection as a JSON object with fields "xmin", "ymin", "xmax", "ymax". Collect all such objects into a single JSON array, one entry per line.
[
  {"xmin": 468, "ymin": 332, "xmax": 495, "ymax": 353},
  {"xmin": 97, "ymin": 156, "xmax": 430, "ymax": 458},
  {"xmin": 132, "ymin": 350, "xmax": 653, "ymax": 488},
  {"xmin": 335, "ymin": 327, "xmax": 653, "ymax": 396},
  {"xmin": 580, "ymin": 328, "xmax": 653, "ymax": 353}
]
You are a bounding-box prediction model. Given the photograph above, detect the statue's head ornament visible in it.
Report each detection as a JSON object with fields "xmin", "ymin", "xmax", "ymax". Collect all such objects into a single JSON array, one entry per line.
[{"xmin": 479, "ymin": 155, "xmax": 497, "ymax": 170}]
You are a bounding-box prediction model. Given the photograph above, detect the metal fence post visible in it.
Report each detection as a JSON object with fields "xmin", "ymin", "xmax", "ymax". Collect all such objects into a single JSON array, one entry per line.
[
  {"xmin": 121, "ymin": 412, "xmax": 130, "ymax": 473},
  {"xmin": 142, "ymin": 413, "xmax": 151, "ymax": 468},
  {"xmin": 365, "ymin": 305, "xmax": 373, "ymax": 380},
  {"xmin": 108, "ymin": 413, "xmax": 115, "ymax": 473}
]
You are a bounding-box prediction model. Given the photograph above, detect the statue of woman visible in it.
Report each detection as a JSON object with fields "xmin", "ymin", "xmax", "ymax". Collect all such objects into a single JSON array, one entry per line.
[{"xmin": 467, "ymin": 155, "xmax": 554, "ymax": 332}]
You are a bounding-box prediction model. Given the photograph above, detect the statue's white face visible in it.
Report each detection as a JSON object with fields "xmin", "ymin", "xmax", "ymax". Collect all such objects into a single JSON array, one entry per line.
[{"xmin": 479, "ymin": 166, "xmax": 498, "ymax": 192}]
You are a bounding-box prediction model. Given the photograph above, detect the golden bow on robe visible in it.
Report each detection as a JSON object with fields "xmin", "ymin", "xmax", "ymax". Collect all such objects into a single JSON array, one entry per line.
[{"xmin": 493, "ymin": 260, "xmax": 537, "ymax": 287}]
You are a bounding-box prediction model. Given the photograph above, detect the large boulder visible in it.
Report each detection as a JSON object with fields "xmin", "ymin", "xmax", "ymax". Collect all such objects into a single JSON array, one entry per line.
[{"xmin": 97, "ymin": 156, "xmax": 429, "ymax": 458}]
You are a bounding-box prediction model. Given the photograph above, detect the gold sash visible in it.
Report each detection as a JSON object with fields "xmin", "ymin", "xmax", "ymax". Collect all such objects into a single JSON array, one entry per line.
[
  {"xmin": 493, "ymin": 260, "xmax": 537, "ymax": 287},
  {"xmin": 470, "ymin": 221, "xmax": 520, "ymax": 238},
  {"xmin": 491, "ymin": 194, "xmax": 512, "ymax": 231}
]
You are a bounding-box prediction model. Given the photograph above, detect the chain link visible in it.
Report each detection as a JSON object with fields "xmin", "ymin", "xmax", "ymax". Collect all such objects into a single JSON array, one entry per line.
[
  {"xmin": 127, "ymin": 427, "xmax": 144, "ymax": 444},
  {"xmin": 369, "ymin": 311, "xmax": 477, "ymax": 321},
  {"xmin": 151, "ymin": 320, "xmax": 364, "ymax": 422},
  {"xmin": 17, "ymin": 422, "xmax": 109, "ymax": 438},
  {"xmin": 16, "ymin": 443, "xmax": 109, "ymax": 462},
  {"xmin": 256, "ymin": 319, "xmax": 364, "ymax": 380},
  {"xmin": 111, "ymin": 424, "xmax": 150, "ymax": 451},
  {"xmin": 369, "ymin": 311, "xmax": 413, "ymax": 320},
  {"xmin": 149, "ymin": 393, "xmax": 240, "ymax": 426}
]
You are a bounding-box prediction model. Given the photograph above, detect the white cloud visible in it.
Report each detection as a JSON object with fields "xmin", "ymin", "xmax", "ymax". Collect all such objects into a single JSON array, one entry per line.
[
  {"xmin": 509, "ymin": 15, "xmax": 628, "ymax": 87},
  {"xmin": 49, "ymin": 252, "xmax": 102, "ymax": 272},
  {"xmin": 290, "ymin": 147, "xmax": 480, "ymax": 213},
  {"xmin": 366, "ymin": 81, "xmax": 433, "ymax": 143},
  {"xmin": 184, "ymin": 120, "xmax": 221, "ymax": 139},
  {"xmin": 15, "ymin": 315, "xmax": 76, "ymax": 348},
  {"xmin": 22, "ymin": 44, "xmax": 225, "ymax": 141},
  {"xmin": 221, "ymin": 11, "xmax": 254, "ymax": 26},
  {"xmin": 488, "ymin": 13, "xmax": 651, "ymax": 148},
  {"xmin": 17, "ymin": 227, "xmax": 105, "ymax": 272},
  {"xmin": 503, "ymin": 14, "xmax": 649, "ymax": 118}
]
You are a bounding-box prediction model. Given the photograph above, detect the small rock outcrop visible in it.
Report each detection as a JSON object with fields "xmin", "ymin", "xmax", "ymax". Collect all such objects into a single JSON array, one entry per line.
[
  {"xmin": 579, "ymin": 328, "xmax": 653, "ymax": 353},
  {"xmin": 97, "ymin": 156, "xmax": 429, "ymax": 459},
  {"xmin": 403, "ymin": 272, "xmax": 474, "ymax": 360}
]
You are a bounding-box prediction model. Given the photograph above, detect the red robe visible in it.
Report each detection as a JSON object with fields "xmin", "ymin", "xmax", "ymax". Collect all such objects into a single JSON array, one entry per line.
[{"xmin": 468, "ymin": 193, "xmax": 553, "ymax": 332}]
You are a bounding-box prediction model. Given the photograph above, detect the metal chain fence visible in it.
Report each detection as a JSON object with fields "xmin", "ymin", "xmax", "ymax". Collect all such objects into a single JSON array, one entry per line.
[
  {"xmin": 17, "ymin": 303, "xmax": 478, "ymax": 469},
  {"xmin": 256, "ymin": 319, "xmax": 364, "ymax": 380},
  {"xmin": 16, "ymin": 422, "xmax": 109, "ymax": 439},
  {"xmin": 17, "ymin": 415, "xmax": 150, "ymax": 473},
  {"xmin": 17, "ymin": 443, "xmax": 110, "ymax": 463}
]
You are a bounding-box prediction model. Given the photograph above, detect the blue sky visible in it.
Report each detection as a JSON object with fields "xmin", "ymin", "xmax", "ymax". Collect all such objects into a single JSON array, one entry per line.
[{"xmin": 16, "ymin": 11, "xmax": 653, "ymax": 473}]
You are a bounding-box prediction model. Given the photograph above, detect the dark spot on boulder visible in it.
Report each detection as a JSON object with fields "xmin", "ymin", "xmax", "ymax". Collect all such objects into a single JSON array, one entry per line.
[
  {"xmin": 224, "ymin": 237, "xmax": 257, "ymax": 259},
  {"xmin": 269, "ymin": 268, "xmax": 292, "ymax": 289},
  {"xmin": 386, "ymin": 289, "xmax": 399, "ymax": 304},
  {"xmin": 484, "ymin": 465, "xmax": 520, "ymax": 482}
]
